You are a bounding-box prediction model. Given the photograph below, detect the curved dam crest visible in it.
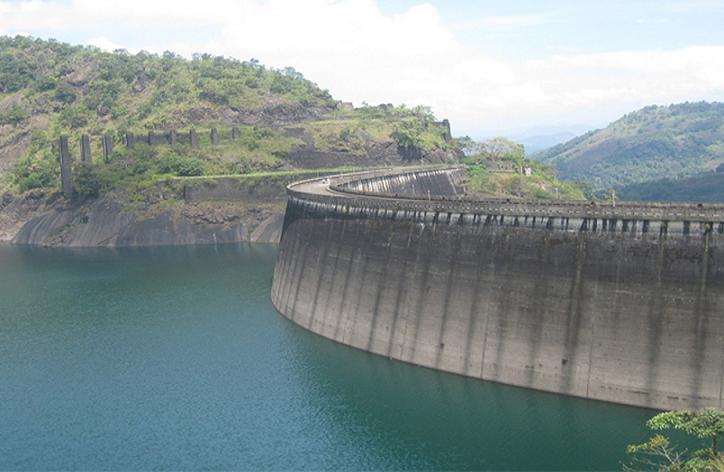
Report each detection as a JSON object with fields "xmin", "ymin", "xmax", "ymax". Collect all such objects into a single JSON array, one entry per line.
[{"xmin": 271, "ymin": 167, "xmax": 724, "ymax": 410}]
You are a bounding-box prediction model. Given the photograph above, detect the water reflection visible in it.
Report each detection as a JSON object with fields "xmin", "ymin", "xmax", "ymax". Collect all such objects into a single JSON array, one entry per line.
[
  {"xmin": 0, "ymin": 243, "xmax": 655, "ymax": 470},
  {"xmin": 286, "ymin": 318, "xmax": 654, "ymax": 470}
]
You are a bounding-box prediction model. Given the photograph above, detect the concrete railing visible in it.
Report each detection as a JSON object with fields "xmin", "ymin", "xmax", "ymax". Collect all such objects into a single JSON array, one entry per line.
[{"xmin": 288, "ymin": 166, "xmax": 724, "ymax": 224}]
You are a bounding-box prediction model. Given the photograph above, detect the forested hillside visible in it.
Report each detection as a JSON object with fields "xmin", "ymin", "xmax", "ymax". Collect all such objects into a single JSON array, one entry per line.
[
  {"xmin": 0, "ymin": 36, "xmax": 459, "ymax": 197},
  {"xmin": 616, "ymin": 171, "xmax": 724, "ymax": 202},
  {"xmin": 534, "ymin": 102, "xmax": 724, "ymax": 194}
]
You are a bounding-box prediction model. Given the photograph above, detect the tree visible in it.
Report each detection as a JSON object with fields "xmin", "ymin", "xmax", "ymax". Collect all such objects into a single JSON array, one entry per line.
[
  {"xmin": 462, "ymin": 137, "xmax": 525, "ymax": 163},
  {"xmin": 648, "ymin": 409, "xmax": 724, "ymax": 457},
  {"xmin": 482, "ymin": 137, "xmax": 524, "ymax": 161},
  {"xmin": 573, "ymin": 180, "xmax": 595, "ymax": 200},
  {"xmin": 455, "ymin": 136, "xmax": 476, "ymax": 155},
  {"xmin": 281, "ymin": 66, "xmax": 304, "ymax": 81},
  {"xmin": 625, "ymin": 434, "xmax": 686, "ymax": 471},
  {"xmin": 605, "ymin": 188, "xmax": 617, "ymax": 206},
  {"xmin": 391, "ymin": 121, "xmax": 424, "ymax": 160},
  {"xmin": 74, "ymin": 163, "xmax": 102, "ymax": 198},
  {"xmin": 625, "ymin": 408, "xmax": 724, "ymax": 471}
]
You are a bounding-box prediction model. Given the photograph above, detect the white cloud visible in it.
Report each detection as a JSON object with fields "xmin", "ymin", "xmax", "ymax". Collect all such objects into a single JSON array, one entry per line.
[
  {"xmin": 1, "ymin": 0, "xmax": 723, "ymax": 137},
  {"xmin": 450, "ymin": 14, "xmax": 549, "ymax": 31},
  {"xmin": 87, "ymin": 36, "xmax": 139, "ymax": 53}
]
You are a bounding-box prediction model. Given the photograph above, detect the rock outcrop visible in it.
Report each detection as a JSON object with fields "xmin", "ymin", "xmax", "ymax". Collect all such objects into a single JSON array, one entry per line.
[
  {"xmin": 283, "ymin": 127, "xmax": 462, "ymax": 169},
  {"xmin": 9, "ymin": 194, "xmax": 283, "ymax": 247}
]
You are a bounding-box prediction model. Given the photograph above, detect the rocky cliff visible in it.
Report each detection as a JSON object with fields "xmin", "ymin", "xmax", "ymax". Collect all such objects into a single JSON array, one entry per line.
[
  {"xmin": 0, "ymin": 173, "xmax": 305, "ymax": 246},
  {"xmin": 7, "ymin": 194, "xmax": 283, "ymax": 247}
]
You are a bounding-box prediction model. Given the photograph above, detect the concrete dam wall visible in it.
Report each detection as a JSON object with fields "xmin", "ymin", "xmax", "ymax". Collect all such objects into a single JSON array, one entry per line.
[
  {"xmin": 331, "ymin": 167, "xmax": 465, "ymax": 197},
  {"xmin": 271, "ymin": 167, "xmax": 724, "ymax": 410}
]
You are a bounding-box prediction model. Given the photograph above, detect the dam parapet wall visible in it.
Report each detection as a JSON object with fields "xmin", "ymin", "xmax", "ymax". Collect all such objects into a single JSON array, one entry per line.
[
  {"xmin": 272, "ymin": 167, "xmax": 724, "ymax": 410},
  {"xmin": 331, "ymin": 166, "xmax": 466, "ymax": 197}
]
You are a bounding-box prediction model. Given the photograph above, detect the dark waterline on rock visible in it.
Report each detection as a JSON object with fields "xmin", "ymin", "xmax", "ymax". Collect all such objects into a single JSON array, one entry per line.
[{"xmin": 0, "ymin": 244, "xmax": 656, "ymax": 470}]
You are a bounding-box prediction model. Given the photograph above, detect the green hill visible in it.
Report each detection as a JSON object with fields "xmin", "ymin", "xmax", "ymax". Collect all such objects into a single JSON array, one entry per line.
[
  {"xmin": 0, "ymin": 36, "xmax": 460, "ymax": 197},
  {"xmin": 534, "ymin": 102, "xmax": 724, "ymax": 194},
  {"xmin": 616, "ymin": 171, "xmax": 724, "ymax": 202}
]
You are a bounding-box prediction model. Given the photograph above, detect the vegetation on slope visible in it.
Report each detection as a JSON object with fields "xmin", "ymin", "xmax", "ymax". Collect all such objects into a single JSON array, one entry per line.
[
  {"xmin": 534, "ymin": 102, "xmax": 724, "ymax": 194},
  {"xmin": 616, "ymin": 169, "xmax": 724, "ymax": 203},
  {"xmin": 0, "ymin": 36, "xmax": 459, "ymax": 197},
  {"xmin": 461, "ymin": 137, "xmax": 585, "ymax": 200}
]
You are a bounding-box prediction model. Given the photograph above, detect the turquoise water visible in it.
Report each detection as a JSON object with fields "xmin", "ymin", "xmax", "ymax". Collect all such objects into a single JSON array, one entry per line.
[{"xmin": 0, "ymin": 244, "xmax": 657, "ymax": 470}]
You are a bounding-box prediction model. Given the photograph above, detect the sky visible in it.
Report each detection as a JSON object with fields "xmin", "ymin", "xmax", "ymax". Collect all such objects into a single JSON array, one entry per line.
[{"xmin": 1, "ymin": 0, "xmax": 723, "ymax": 139}]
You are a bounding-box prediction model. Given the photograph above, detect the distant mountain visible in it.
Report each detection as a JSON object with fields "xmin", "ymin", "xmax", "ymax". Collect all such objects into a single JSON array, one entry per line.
[
  {"xmin": 517, "ymin": 131, "xmax": 578, "ymax": 154},
  {"xmin": 534, "ymin": 102, "xmax": 724, "ymax": 194}
]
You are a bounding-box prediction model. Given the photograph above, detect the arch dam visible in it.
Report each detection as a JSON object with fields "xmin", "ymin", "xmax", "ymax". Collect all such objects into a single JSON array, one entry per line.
[{"xmin": 270, "ymin": 166, "xmax": 724, "ymax": 410}]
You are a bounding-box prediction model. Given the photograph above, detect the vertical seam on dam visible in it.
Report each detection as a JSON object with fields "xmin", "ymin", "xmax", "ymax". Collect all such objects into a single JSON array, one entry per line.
[
  {"xmin": 333, "ymin": 222, "xmax": 363, "ymax": 341},
  {"xmin": 645, "ymin": 238, "xmax": 667, "ymax": 407},
  {"xmin": 385, "ymin": 223, "xmax": 415, "ymax": 358},
  {"xmin": 561, "ymin": 235, "xmax": 587, "ymax": 395},
  {"xmin": 366, "ymin": 227, "xmax": 395, "ymax": 353},
  {"xmin": 306, "ymin": 220, "xmax": 336, "ymax": 330},
  {"xmin": 462, "ymin": 232, "xmax": 485, "ymax": 377},
  {"xmin": 435, "ymin": 231, "xmax": 462, "ymax": 369},
  {"xmin": 691, "ymin": 230, "xmax": 711, "ymax": 407},
  {"xmin": 319, "ymin": 218, "xmax": 347, "ymax": 334},
  {"xmin": 478, "ymin": 231, "xmax": 498, "ymax": 381},
  {"xmin": 526, "ymin": 231, "xmax": 552, "ymax": 390},
  {"xmin": 404, "ymin": 224, "xmax": 434, "ymax": 365}
]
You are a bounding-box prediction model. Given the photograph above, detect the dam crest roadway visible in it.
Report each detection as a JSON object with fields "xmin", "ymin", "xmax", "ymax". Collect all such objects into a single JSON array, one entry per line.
[{"xmin": 271, "ymin": 166, "xmax": 724, "ymax": 410}]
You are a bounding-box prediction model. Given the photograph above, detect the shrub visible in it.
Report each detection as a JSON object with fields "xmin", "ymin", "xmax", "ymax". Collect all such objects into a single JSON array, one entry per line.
[
  {"xmin": 0, "ymin": 103, "xmax": 29, "ymax": 126},
  {"xmin": 157, "ymin": 153, "xmax": 205, "ymax": 176},
  {"xmin": 0, "ymin": 51, "xmax": 33, "ymax": 93},
  {"xmin": 53, "ymin": 82, "xmax": 76, "ymax": 104},
  {"xmin": 11, "ymin": 154, "xmax": 57, "ymax": 192},
  {"xmin": 74, "ymin": 163, "xmax": 102, "ymax": 198},
  {"xmin": 58, "ymin": 105, "xmax": 90, "ymax": 128}
]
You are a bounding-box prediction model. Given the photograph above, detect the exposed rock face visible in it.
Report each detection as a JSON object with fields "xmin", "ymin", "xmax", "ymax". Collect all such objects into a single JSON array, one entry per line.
[
  {"xmin": 63, "ymin": 56, "xmax": 99, "ymax": 87},
  {"xmin": 0, "ymin": 113, "xmax": 51, "ymax": 175},
  {"xmin": 0, "ymin": 127, "xmax": 31, "ymax": 175},
  {"xmin": 0, "ymin": 172, "xmax": 353, "ymax": 247},
  {"xmin": 10, "ymin": 195, "xmax": 283, "ymax": 247},
  {"xmin": 283, "ymin": 127, "xmax": 462, "ymax": 169},
  {"xmin": 152, "ymin": 103, "xmax": 334, "ymax": 130},
  {"xmin": 225, "ymin": 102, "xmax": 332, "ymax": 126},
  {"xmin": 0, "ymin": 190, "xmax": 55, "ymax": 242}
]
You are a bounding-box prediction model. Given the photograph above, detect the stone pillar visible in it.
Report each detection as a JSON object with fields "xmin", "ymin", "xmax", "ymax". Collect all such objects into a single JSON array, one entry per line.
[
  {"xmin": 190, "ymin": 129, "xmax": 199, "ymax": 147},
  {"xmin": 210, "ymin": 127, "xmax": 219, "ymax": 145},
  {"xmin": 169, "ymin": 130, "xmax": 177, "ymax": 146},
  {"xmin": 126, "ymin": 131, "xmax": 135, "ymax": 148},
  {"xmin": 231, "ymin": 127, "xmax": 240, "ymax": 140},
  {"xmin": 80, "ymin": 134, "xmax": 92, "ymax": 163},
  {"xmin": 441, "ymin": 118, "xmax": 452, "ymax": 142},
  {"xmin": 58, "ymin": 136, "xmax": 73, "ymax": 199},
  {"xmin": 102, "ymin": 134, "xmax": 113, "ymax": 163}
]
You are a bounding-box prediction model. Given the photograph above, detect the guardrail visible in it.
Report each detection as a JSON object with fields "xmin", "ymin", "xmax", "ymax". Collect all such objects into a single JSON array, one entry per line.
[{"xmin": 287, "ymin": 167, "xmax": 724, "ymax": 223}]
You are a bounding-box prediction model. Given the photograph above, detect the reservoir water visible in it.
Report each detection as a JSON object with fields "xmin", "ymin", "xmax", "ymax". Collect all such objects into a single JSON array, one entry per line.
[{"xmin": 0, "ymin": 244, "xmax": 657, "ymax": 470}]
